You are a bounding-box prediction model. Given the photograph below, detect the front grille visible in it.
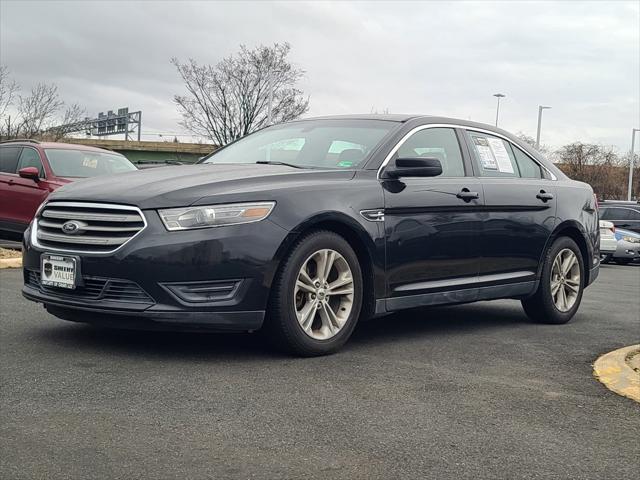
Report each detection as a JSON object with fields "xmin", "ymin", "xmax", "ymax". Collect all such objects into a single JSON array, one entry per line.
[
  {"xmin": 25, "ymin": 270, "xmax": 154, "ymax": 304},
  {"xmin": 35, "ymin": 202, "xmax": 146, "ymax": 253}
]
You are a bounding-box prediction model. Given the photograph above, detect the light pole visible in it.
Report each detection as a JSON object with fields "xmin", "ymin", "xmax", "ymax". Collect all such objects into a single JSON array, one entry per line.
[
  {"xmin": 627, "ymin": 128, "xmax": 640, "ymax": 201},
  {"xmin": 535, "ymin": 105, "xmax": 551, "ymax": 149},
  {"xmin": 493, "ymin": 93, "xmax": 505, "ymax": 126}
]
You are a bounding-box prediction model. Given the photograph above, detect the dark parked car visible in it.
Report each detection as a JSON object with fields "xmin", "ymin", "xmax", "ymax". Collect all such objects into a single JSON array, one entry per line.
[
  {"xmin": 0, "ymin": 140, "xmax": 136, "ymax": 239},
  {"xmin": 598, "ymin": 200, "xmax": 640, "ymax": 233},
  {"xmin": 21, "ymin": 116, "xmax": 600, "ymax": 356}
]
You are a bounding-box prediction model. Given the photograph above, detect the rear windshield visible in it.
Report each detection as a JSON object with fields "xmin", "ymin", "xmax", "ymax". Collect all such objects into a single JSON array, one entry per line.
[{"xmin": 44, "ymin": 149, "xmax": 137, "ymax": 177}]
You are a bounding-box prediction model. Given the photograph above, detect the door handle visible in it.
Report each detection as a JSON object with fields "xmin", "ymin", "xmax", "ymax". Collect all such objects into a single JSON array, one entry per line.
[
  {"xmin": 536, "ymin": 190, "xmax": 554, "ymax": 201},
  {"xmin": 456, "ymin": 188, "xmax": 479, "ymax": 201}
]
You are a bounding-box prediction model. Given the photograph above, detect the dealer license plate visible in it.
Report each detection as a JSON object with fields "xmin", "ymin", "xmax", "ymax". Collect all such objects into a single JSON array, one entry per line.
[{"xmin": 41, "ymin": 254, "xmax": 77, "ymax": 289}]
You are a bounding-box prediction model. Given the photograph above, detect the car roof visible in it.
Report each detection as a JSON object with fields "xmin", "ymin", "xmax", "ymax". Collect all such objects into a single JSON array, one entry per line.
[
  {"xmin": 0, "ymin": 140, "xmax": 118, "ymax": 154},
  {"xmin": 601, "ymin": 201, "xmax": 640, "ymax": 206},
  {"xmin": 291, "ymin": 114, "xmax": 521, "ymax": 136}
]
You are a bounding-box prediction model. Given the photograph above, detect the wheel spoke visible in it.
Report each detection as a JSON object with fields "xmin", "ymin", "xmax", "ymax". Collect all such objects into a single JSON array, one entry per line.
[
  {"xmin": 296, "ymin": 279, "xmax": 315, "ymax": 294},
  {"xmin": 558, "ymin": 284, "xmax": 567, "ymax": 310},
  {"xmin": 298, "ymin": 302, "xmax": 316, "ymax": 332},
  {"xmin": 565, "ymin": 279, "xmax": 580, "ymax": 293},
  {"xmin": 298, "ymin": 267, "xmax": 315, "ymax": 289},
  {"xmin": 322, "ymin": 250, "xmax": 336, "ymax": 282},
  {"xmin": 320, "ymin": 301, "xmax": 340, "ymax": 334},
  {"xmin": 328, "ymin": 276, "xmax": 353, "ymax": 296},
  {"xmin": 562, "ymin": 253, "xmax": 577, "ymax": 276},
  {"xmin": 314, "ymin": 250, "xmax": 329, "ymax": 283},
  {"xmin": 551, "ymin": 280, "xmax": 561, "ymax": 296}
]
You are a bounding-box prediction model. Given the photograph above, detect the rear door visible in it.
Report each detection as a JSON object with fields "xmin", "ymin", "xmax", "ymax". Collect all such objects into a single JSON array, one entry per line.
[
  {"xmin": 465, "ymin": 130, "xmax": 557, "ymax": 282},
  {"xmin": 382, "ymin": 126, "xmax": 484, "ymax": 308}
]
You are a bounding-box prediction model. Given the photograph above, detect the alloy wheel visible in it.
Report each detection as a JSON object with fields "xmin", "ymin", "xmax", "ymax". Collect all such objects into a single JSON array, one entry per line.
[
  {"xmin": 294, "ymin": 249, "xmax": 354, "ymax": 340},
  {"xmin": 550, "ymin": 248, "xmax": 581, "ymax": 312}
]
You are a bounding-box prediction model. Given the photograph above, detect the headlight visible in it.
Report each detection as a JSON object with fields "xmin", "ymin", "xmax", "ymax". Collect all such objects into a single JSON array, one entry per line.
[
  {"xmin": 622, "ymin": 236, "xmax": 640, "ymax": 244},
  {"xmin": 158, "ymin": 202, "xmax": 275, "ymax": 231}
]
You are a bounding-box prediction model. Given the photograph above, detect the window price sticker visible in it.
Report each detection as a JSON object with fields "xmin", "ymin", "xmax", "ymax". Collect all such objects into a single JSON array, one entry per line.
[
  {"xmin": 474, "ymin": 136, "xmax": 498, "ymax": 170},
  {"xmin": 486, "ymin": 137, "xmax": 514, "ymax": 174}
]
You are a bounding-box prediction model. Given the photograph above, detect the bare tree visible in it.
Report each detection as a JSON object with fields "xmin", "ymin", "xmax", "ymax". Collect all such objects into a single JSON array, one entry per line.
[
  {"xmin": 556, "ymin": 142, "xmax": 626, "ymax": 199},
  {"xmin": 515, "ymin": 131, "xmax": 551, "ymax": 157},
  {"xmin": 172, "ymin": 43, "xmax": 309, "ymax": 145},
  {"xmin": 0, "ymin": 65, "xmax": 19, "ymax": 136},
  {"xmin": 48, "ymin": 103, "xmax": 87, "ymax": 140},
  {"xmin": 16, "ymin": 83, "xmax": 64, "ymax": 137}
]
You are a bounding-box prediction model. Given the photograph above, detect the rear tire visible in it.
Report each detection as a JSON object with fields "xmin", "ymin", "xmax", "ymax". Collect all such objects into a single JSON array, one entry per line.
[
  {"xmin": 522, "ymin": 236, "xmax": 584, "ymax": 325},
  {"xmin": 264, "ymin": 230, "xmax": 363, "ymax": 356}
]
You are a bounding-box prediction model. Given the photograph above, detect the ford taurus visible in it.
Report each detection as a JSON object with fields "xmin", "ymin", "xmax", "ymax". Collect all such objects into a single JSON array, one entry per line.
[{"xmin": 21, "ymin": 115, "xmax": 600, "ymax": 356}]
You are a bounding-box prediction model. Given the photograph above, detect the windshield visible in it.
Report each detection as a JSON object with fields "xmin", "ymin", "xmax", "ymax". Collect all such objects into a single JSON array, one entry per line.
[
  {"xmin": 201, "ymin": 119, "xmax": 397, "ymax": 169},
  {"xmin": 45, "ymin": 149, "xmax": 137, "ymax": 178}
]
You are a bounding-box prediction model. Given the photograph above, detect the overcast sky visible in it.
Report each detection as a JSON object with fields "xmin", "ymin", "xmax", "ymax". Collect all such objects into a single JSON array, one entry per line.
[{"xmin": 1, "ymin": 0, "xmax": 638, "ymax": 151}]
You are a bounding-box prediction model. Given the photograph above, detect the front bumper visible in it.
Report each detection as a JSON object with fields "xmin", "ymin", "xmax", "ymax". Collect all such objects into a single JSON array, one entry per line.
[
  {"xmin": 612, "ymin": 240, "xmax": 640, "ymax": 261},
  {"xmin": 21, "ymin": 211, "xmax": 289, "ymax": 332}
]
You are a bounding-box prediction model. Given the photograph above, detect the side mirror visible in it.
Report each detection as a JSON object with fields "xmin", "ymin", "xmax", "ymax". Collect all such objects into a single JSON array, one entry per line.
[
  {"xmin": 382, "ymin": 157, "xmax": 443, "ymax": 179},
  {"xmin": 18, "ymin": 167, "xmax": 40, "ymax": 181}
]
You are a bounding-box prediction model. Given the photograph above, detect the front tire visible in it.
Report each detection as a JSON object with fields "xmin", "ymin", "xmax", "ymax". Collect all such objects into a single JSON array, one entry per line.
[
  {"xmin": 522, "ymin": 236, "xmax": 584, "ymax": 325},
  {"xmin": 265, "ymin": 230, "xmax": 363, "ymax": 356}
]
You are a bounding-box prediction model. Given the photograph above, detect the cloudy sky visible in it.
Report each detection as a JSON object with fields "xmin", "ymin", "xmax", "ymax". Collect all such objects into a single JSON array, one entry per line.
[{"xmin": 1, "ymin": 0, "xmax": 638, "ymax": 151}]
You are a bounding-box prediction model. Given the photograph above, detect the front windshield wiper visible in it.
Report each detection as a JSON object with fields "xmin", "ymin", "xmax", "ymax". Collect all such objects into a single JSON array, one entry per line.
[{"xmin": 255, "ymin": 160, "xmax": 306, "ymax": 169}]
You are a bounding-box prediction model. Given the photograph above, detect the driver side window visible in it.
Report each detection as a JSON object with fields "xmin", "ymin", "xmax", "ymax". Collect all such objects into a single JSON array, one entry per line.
[
  {"xmin": 396, "ymin": 128, "xmax": 465, "ymax": 177},
  {"xmin": 17, "ymin": 148, "xmax": 45, "ymax": 177}
]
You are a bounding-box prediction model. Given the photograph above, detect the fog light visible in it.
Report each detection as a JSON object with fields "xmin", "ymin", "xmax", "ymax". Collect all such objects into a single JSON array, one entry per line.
[{"xmin": 160, "ymin": 279, "xmax": 243, "ymax": 305}]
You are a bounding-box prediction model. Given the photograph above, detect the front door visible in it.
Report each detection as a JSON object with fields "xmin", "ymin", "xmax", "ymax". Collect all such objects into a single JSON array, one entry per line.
[
  {"xmin": 9, "ymin": 147, "xmax": 51, "ymax": 228},
  {"xmin": 382, "ymin": 127, "xmax": 484, "ymax": 309}
]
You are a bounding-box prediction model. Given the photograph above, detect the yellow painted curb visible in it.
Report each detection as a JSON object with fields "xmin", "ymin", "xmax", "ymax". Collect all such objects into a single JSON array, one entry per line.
[
  {"xmin": 593, "ymin": 345, "xmax": 640, "ymax": 403},
  {"xmin": 0, "ymin": 257, "xmax": 22, "ymax": 269}
]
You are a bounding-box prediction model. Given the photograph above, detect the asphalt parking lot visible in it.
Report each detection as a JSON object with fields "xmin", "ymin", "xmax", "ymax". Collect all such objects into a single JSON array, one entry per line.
[{"xmin": 1, "ymin": 264, "xmax": 639, "ymax": 480}]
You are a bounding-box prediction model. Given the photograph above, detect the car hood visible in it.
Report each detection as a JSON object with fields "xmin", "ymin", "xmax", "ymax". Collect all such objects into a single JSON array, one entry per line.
[
  {"xmin": 614, "ymin": 228, "xmax": 640, "ymax": 240},
  {"xmin": 46, "ymin": 163, "xmax": 356, "ymax": 209}
]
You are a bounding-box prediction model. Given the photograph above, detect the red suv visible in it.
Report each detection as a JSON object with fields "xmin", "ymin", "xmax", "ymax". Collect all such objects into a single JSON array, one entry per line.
[{"xmin": 0, "ymin": 139, "xmax": 137, "ymax": 239}]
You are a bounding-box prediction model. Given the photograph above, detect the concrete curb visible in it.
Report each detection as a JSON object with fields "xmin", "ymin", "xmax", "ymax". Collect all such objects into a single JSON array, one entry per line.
[
  {"xmin": 0, "ymin": 257, "xmax": 22, "ymax": 269},
  {"xmin": 593, "ymin": 345, "xmax": 640, "ymax": 403}
]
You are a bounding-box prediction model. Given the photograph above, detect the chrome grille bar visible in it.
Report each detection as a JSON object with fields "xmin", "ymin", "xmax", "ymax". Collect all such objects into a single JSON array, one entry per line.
[
  {"xmin": 33, "ymin": 202, "xmax": 147, "ymax": 254},
  {"xmin": 42, "ymin": 210, "xmax": 142, "ymax": 222}
]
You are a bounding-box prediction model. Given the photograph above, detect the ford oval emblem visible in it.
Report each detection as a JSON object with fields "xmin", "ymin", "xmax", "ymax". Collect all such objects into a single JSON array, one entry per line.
[{"xmin": 62, "ymin": 221, "xmax": 81, "ymax": 235}]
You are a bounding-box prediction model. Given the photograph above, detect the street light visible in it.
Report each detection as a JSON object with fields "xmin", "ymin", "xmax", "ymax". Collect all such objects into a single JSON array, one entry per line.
[
  {"xmin": 536, "ymin": 106, "xmax": 552, "ymax": 149},
  {"xmin": 493, "ymin": 93, "xmax": 505, "ymax": 126},
  {"xmin": 627, "ymin": 128, "xmax": 640, "ymax": 201}
]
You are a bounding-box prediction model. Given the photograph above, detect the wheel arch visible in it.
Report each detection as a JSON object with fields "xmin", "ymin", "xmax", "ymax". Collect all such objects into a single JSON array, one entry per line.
[
  {"xmin": 270, "ymin": 212, "xmax": 380, "ymax": 318},
  {"xmin": 541, "ymin": 220, "xmax": 593, "ymax": 286}
]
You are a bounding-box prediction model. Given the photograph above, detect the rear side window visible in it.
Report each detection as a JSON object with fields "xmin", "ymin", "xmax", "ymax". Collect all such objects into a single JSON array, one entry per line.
[
  {"xmin": 512, "ymin": 146, "xmax": 543, "ymax": 179},
  {"xmin": 468, "ymin": 133, "xmax": 518, "ymax": 178},
  {"xmin": 600, "ymin": 207, "xmax": 632, "ymax": 220},
  {"xmin": 17, "ymin": 148, "xmax": 45, "ymax": 177},
  {"xmin": 396, "ymin": 127, "xmax": 465, "ymax": 177},
  {"xmin": 0, "ymin": 146, "xmax": 22, "ymax": 174}
]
